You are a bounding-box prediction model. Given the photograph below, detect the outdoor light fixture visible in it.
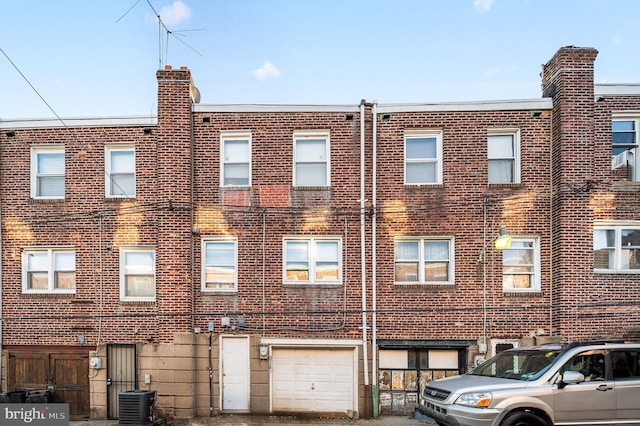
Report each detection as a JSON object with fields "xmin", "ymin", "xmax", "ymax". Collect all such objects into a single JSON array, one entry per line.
[
  {"xmin": 494, "ymin": 226, "xmax": 512, "ymax": 250},
  {"xmin": 259, "ymin": 344, "xmax": 269, "ymax": 360}
]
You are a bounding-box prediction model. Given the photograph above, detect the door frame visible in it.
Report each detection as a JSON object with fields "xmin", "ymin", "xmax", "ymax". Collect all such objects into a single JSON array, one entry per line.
[
  {"xmin": 263, "ymin": 338, "xmax": 361, "ymax": 415},
  {"xmin": 106, "ymin": 343, "xmax": 137, "ymax": 419},
  {"xmin": 219, "ymin": 335, "xmax": 250, "ymax": 412}
]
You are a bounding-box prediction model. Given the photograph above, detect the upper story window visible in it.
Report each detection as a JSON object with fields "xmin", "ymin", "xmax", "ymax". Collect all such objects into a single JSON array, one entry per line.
[
  {"xmin": 394, "ymin": 237, "xmax": 454, "ymax": 284},
  {"xmin": 612, "ymin": 119, "xmax": 638, "ymax": 156},
  {"xmin": 22, "ymin": 248, "xmax": 75, "ymax": 294},
  {"xmin": 611, "ymin": 118, "xmax": 639, "ymax": 181},
  {"xmin": 120, "ymin": 247, "xmax": 155, "ymax": 301},
  {"xmin": 105, "ymin": 145, "xmax": 135, "ymax": 197},
  {"xmin": 404, "ymin": 130, "xmax": 442, "ymax": 185},
  {"xmin": 594, "ymin": 224, "xmax": 640, "ymax": 273},
  {"xmin": 293, "ymin": 131, "xmax": 330, "ymax": 187},
  {"xmin": 502, "ymin": 237, "xmax": 540, "ymax": 292},
  {"xmin": 284, "ymin": 237, "xmax": 341, "ymax": 284},
  {"xmin": 488, "ymin": 130, "xmax": 520, "ymax": 184},
  {"xmin": 31, "ymin": 146, "xmax": 65, "ymax": 199},
  {"xmin": 202, "ymin": 238, "xmax": 237, "ymax": 292},
  {"xmin": 221, "ymin": 132, "xmax": 251, "ymax": 187}
]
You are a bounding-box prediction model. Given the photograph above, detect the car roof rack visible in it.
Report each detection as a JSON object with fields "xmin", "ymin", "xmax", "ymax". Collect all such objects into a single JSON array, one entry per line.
[{"xmin": 562, "ymin": 340, "xmax": 628, "ymax": 350}]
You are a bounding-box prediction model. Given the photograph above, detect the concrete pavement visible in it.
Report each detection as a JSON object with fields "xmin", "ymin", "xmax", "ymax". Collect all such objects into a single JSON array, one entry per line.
[{"xmin": 71, "ymin": 413, "xmax": 437, "ymax": 426}]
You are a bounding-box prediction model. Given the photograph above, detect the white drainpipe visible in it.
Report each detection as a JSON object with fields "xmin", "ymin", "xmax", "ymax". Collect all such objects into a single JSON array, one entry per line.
[
  {"xmin": 360, "ymin": 100, "xmax": 369, "ymax": 387},
  {"xmin": 371, "ymin": 101, "xmax": 378, "ymax": 416}
]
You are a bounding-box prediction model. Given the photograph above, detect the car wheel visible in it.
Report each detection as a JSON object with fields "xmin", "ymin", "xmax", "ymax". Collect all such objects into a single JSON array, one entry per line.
[{"xmin": 501, "ymin": 411, "xmax": 547, "ymax": 426}]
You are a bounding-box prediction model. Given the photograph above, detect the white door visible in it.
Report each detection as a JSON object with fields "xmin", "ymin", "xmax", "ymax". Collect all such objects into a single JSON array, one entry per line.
[
  {"xmin": 221, "ymin": 336, "xmax": 250, "ymax": 411},
  {"xmin": 272, "ymin": 348, "xmax": 355, "ymax": 413}
]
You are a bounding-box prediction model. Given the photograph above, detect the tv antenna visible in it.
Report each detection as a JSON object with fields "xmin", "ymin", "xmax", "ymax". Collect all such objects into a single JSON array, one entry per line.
[{"xmin": 117, "ymin": 0, "xmax": 204, "ymax": 68}]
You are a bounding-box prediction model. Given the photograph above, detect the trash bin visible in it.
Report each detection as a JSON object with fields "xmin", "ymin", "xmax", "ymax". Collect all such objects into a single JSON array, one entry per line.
[{"xmin": 26, "ymin": 390, "xmax": 51, "ymax": 403}]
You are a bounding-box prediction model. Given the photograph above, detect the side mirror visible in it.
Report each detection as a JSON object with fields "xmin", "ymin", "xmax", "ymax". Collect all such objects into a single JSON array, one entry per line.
[{"xmin": 558, "ymin": 370, "xmax": 585, "ymax": 389}]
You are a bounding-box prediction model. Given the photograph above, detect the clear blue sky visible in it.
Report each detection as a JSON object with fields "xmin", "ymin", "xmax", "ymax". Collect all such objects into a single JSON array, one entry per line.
[{"xmin": 1, "ymin": 0, "xmax": 638, "ymax": 119}]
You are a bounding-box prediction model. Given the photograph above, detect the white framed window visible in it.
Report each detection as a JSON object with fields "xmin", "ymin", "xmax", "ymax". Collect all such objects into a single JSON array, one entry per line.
[
  {"xmin": 105, "ymin": 145, "xmax": 135, "ymax": 197},
  {"xmin": 394, "ymin": 237, "xmax": 454, "ymax": 284},
  {"xmin": 404, "ymin": 130, "xmax": 442, "ymax": 185},
  {"xmin": 502, "ymin": 237, "xmax": 540, "ymax": 292},
  {"xmin": 22, "ymin": 248, "xmax": 75, "ymax": 294},
  {"xmin": 221, "ymin": 132, "xmax": 251, "ymax": 187},
  {"xmin": 488, "ymin": 130, "xmax": 520, "ymax": 184},
  {"xmin": 284, "ymin": 237, "xmax": 341, "ymax": 284},
  {"xmin": 293, "ymin": 131, "xmax": 330, "ymax": 187},
  {"xmin": 31, "ymin": 146, "xmax": 65, "ymax": 199},
  {"xmin": 594, "ymin": 223, "xmax": 640, "ymax": 273},
  {"xmin": 202, "ymin": 238, "xmax": 238, "ymax": 292},
  {"xmin": 120, "ymin": 247, "xmax": 155, "ymax": 301},
  {"xmin": 612, "ymin": 118, "xmax": 639, "ymax": 156}
]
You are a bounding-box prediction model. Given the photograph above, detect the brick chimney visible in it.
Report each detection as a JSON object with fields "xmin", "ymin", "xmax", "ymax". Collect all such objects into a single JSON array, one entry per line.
[
  {"xmin": 541, "ymin": 46, "xmax": 598, "ymax": 337},
  {"xmin": 155, "ymin": 65, "xmax": 195, "ymax": 340}
]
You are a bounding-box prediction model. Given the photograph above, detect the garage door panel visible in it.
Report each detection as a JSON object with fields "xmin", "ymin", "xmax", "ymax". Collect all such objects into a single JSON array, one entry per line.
[{"xmin": 272, "ymin": 348, "xmax": 355, "ymax": 413}]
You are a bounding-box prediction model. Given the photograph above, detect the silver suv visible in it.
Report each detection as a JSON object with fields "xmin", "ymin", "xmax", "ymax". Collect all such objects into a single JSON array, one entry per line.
[{"xmin": 417, "ymin": 341, "xmax": 640, "ymax": 426}]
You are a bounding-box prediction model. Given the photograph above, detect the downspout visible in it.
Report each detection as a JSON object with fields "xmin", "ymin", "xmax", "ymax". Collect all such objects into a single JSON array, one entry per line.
[
  {"xmin": 371, "ymin": 101, "xmax": 378, "ymax": 418},
  {"xmin": 359, "ymin": 100, "xmax": 369, "ymax": 390},
  {"xmin": 190, "ymin": 96, "xmax": 197, "ymax": 418}
]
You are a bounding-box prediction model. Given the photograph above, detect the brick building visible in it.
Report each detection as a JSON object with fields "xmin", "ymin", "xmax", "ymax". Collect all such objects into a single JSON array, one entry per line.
[{"xmin": 0, "ymin": 46, "xmax": 638, "ymax": 420}]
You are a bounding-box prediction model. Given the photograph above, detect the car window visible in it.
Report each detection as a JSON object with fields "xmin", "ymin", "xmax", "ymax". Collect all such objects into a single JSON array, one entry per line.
[
  {"xmin": 612, "ymin": 350, "xmax": 640, "ymax": 379},
  {"xmin": 561, "ymin": 349, "xmax": 606, "ymax": 381},
  {"xmin": 469, "ymin": 349, "xmax": 561, "ymax": 380}
]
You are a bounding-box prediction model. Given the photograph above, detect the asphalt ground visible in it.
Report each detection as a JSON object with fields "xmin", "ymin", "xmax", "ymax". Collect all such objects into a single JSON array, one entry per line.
[{"xmin": 71, "ymin": 413, "xmax": 437, "ymax": 426}]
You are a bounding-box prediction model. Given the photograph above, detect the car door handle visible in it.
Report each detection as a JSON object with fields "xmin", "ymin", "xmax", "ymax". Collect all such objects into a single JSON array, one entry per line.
[{"xmin": 597, "ymin": 384, "xmax": 613, "ymax": 391}]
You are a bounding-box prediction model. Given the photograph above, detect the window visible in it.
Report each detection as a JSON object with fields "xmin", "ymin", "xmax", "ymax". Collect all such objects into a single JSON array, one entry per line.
[
  {"xmin": 202, "ymin": 239, "xmax": 237, "ymax": 291},
  {"xmin": 284, "ymin": 238, "xmax": 341, "ymax": 284},
  {"xmin": 22, "ymin": 248, "xmax": 75, "ymax": 294},
  {"xmin": 106, "ymin": 145, "xmax": 135, "ymax": 197},
  {"xmin": 594, "ymin": 224, "xmax": 640, "ymax": 272},
  {"xmin": 294, "ymin": 131, "xmax": 330, "ymax": 186},
  {"xmin": 611, "ymin": 350, "xmax": 640, "ymax": 379},
  {"xmin": 502, "ymin": 238, "xmax": 540, "ymax": 292},
  {"xmin": 404, "ymin": 131, "xmax": 442, "ymax": 185},
  {"xmin": 221, "ymin": 132, "xmax": 251, "ymax": 186},
  {"xmin": 488, "ymin": 131, "xmax": 520, "ymax": 184},
  {"xmin": 31, "ymin": 146, "xmax": 65, "ymax": 199},
  {"xmin": 120, "ymin": 247, "xmax": 155, "ymax": 301},
  {"xmin": 612, "ymin": 119, "xmax": 638, "ymax": 156},
  {"xmin": 394, "ymin": 238, "xmax": 454, "ymax": 284}
]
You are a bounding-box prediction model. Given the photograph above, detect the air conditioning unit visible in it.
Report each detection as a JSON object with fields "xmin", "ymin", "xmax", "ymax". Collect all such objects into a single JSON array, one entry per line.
[
  {"xmin": 118, "ymin": 390, "xmax": 155, "ymax": 425},
  {"xmin": 612, "ymin": 149, "xmax": 634, "ymax": 170}
]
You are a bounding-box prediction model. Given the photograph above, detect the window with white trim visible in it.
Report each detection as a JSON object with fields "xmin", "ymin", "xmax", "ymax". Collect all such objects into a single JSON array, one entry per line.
[
  {"xmin": 284, "ymin": 237, "xmax": 341, "ymax": 284},
  {"xmin": 594, "ymin": 225, "xmax": 640, "ymax": 272},
  {"xmin": 120, "ymin": 247, "xmax": 155, "ymax": 301},
  {"xmin": 106, "ymin": 145, "xmax": 135, "ymax": 197},
  {"xmin": 202, "ymin": 238, "xmax": 237, "ymax": 291},
  {"xmin": 488, "ymin": 130, "xmax": 520, "ymax": 184},
  {"xmin": 31, "ymin": 146, "xmax": 65, "ymax": 199},
  {"xmin": 612, "ymin": 119, "xmax": 639, "ymax": 156},
  {"xmin": 394, "ymin": 238, "xmax": 454, "ymax": 284},
  {"xmin": 293, "ymin": 131, "xmax": 330, "ymax": 186},
  {"xmin": 23, "ymin": 248, "xmax": 75, "ymax": 294},
  {"xmin": 502, "ymin": 237, "xmax": 540, "ymax": 292},
  {"xmin": 611, "ymin": 118, "xmax": 640, "ymax": 181},
  {"xmin": 404, "ymin": 131, "xmax": 442, "ymax": 185},
  {"xmin": 221, "ymin": 132, "xmax": 251, "ymax": 186}
]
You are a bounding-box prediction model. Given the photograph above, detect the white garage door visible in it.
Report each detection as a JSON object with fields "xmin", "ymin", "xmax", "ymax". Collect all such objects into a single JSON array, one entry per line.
[{"xmin": 272, "ymin": 348, "xmax": 355, "ymax": 413}]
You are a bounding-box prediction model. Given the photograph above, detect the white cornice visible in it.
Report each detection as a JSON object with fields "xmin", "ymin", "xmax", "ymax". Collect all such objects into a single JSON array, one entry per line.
[
  {"xmin": 595, "ymin": 84, "xmax": 640, "ymax": 96},
  {"xmin": 194, "ymin": 104, "xmax": 361, "ymax": 113},
  {"xmin": 376, "ymin": 98, "xmax": 553, "ymax": 113},
  {"xmin": 0, "ymin": 115, "xmax": 157, "ymax": 129}
]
